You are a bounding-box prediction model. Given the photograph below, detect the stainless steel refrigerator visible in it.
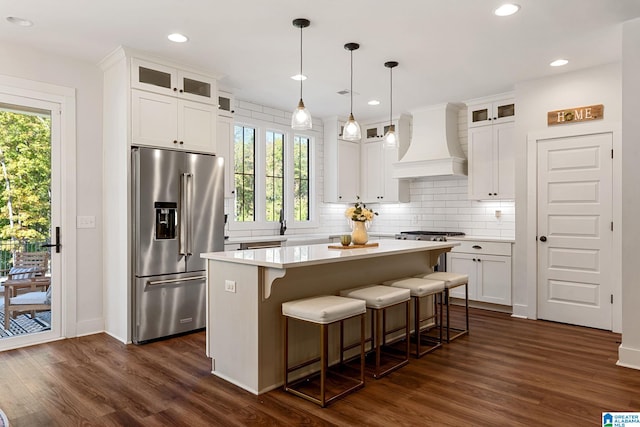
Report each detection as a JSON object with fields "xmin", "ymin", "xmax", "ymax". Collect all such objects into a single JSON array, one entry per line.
[{"xmin": 131, "ymin": 146, "xmax": 224, "ymax": 343}]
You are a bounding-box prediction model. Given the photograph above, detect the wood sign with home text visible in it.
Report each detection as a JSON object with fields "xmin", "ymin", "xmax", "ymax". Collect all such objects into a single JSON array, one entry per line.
[{"xmin": 548, "ymin": 104, "xmax": 604, "ymax": 126}]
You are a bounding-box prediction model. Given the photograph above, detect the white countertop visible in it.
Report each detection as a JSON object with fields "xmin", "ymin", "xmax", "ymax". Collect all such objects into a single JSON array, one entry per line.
[
  {"xmin": 224, "ymin": 235, "xmax": 288, "ymax": 244},
  {"xmin": 448, "ymin": 236, "xmax": 515, "ymax": 243},
  {"xmin": 203, "ymin": 239, "xmax": 457, "ymax": 269}
]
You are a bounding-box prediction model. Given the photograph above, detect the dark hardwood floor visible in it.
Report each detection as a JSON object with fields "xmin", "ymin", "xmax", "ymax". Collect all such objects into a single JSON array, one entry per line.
[{"xmin": 0, "ymin": 308, "xmax": 639, "ymax": 426}]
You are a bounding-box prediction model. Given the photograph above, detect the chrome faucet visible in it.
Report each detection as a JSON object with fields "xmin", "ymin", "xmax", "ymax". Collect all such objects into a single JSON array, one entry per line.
[{"xmin": 279, "ymin": 209, "xmax": 287, "ymax": 235}]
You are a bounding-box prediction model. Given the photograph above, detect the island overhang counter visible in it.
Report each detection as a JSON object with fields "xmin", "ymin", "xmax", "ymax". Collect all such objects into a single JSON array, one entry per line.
[{"xmin": 201, "ymin": 239, "xmax": 457, "ymax": 395}]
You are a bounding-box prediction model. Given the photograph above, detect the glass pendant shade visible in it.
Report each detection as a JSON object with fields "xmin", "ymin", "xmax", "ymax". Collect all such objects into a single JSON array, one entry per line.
[
  {"xmin": 382, "ymin": 60, "xmax": 399, "ymax": 149},
  {"xmin": 291, "ymin": 18, "xmax": 312, "ymax": 130},
  {"xmin": 343, "ymin": 113, "xmax": 361, "ymax": 141},
  {"xmin": 291, "ymin": 98, "xmax": 312, "ymax": 130},
  {"xmin": 343, "ymin": 42, "xmax": 361, "ymax": 141},
  {"xmin": 382, "ymin": 125, "xmax": 398, "ymax": 149}
]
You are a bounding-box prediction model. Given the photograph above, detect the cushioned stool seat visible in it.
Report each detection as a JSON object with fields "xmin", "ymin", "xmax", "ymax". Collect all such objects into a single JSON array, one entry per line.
[
  {"xmin": 340, "ymin": 285, "xmax": 410, "ymax": 378},
  {"xmin": 417, "ymin": 272, "xmax": 469, "ymax": 342},
  {"xmin": 283, "ymin": 295, "xmax": 367, "ymax": 324},
  {"xmin": 383, "ymin": 277, "xmax": 445, "ymax": 357},
  {"xmin": 282, "ymin": 295, "xmax": 366, "ymax": 407}
]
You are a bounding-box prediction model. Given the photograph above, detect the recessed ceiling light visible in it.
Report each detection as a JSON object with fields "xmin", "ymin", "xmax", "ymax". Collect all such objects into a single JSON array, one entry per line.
[
  {"xmin": 550, "ymin": 59, "xmax": 569, "ymax": 67},
  {"xmin": 368, "ymin": 100, "xmax": 380, "ymax": 106},
  {"xmin": 167, "ymin": 33, "xmax": 188, "ymax": 43},
  {"xmin": 6, "ymin": 16, "xmax": 33, "ymax": 27},
  {"xmin": 494, "ymin": 4, "xmax": 520, "ymax": 16},
  {"xmin": 291, "ymin": 74, "xmax": 307, "ymax": 81}
]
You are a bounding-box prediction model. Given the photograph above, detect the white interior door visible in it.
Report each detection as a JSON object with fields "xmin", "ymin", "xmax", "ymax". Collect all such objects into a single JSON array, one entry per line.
[{"xmin": 537, "ymin": 132, "xmax": 613, "ymax": 330}]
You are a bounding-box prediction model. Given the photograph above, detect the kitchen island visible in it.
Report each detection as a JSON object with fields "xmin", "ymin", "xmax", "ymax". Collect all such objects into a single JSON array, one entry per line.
[{"xmin": 201, "ymin": 239, "xmax": 457, "ymax": 394}]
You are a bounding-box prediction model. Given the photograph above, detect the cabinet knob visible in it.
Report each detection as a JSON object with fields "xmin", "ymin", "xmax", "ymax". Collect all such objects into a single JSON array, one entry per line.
[
  {"xmin": 173, "ymin": 88, "xmax": 178, "ymax": 92},
  {"xmin": 539, "ymin": 235, "xmax": 547, "ymax": 242},
  {"xmin": 488, "ymin": 117, "xmax": 492, "ymax": 121},
  {"xmin": 472, "ymin": 258, "xmax": 477, "ymax": 262},
  {"xmin": 477, "ymin": 258, "xmax": 482, "ymax": 262},
  {"xmin": 493, "ymin": 193, "xmax": 497, "ymax": 196},
  {"xmin": 173, "ymin": 140, "xmax": 178, "ymax": 144},
  {"xmin": 488, "ymin": 193, "xmax": 492, "ymax": 196},
  {"xmin": 179, "ymin": 141, "xmax": 184, "ymax": 145},
  {"xmin": 338, "ymin": 196, "xmax": 342, "ymax": 199},
  {"xmin": 179, "ymin": 89, "xmax": 184, "ymax": 93}
]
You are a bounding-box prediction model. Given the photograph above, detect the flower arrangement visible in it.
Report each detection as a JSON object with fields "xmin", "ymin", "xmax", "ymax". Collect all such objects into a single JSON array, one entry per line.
[{"xmin": 345, "ymin": 198, "xmax": 378, "ymax": 222}]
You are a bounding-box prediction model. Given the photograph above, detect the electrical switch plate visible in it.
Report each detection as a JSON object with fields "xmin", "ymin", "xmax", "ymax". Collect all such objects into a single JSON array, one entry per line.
[
  {"xmin": 77, "ymin": 215, "xmax": 96, "ymax": 229},
  {"xmin": 225, "ymin": 280, "xmax": 236, "ymax": 293}
]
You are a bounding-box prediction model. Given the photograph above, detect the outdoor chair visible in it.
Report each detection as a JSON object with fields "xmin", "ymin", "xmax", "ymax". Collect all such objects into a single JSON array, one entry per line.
[{"xmin": 3, "ymin": 277, "xmax": 51, "ymax": 330}]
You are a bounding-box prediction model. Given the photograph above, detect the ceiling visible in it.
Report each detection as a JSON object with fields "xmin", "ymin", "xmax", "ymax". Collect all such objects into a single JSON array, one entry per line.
[{"xmin": 2, "ymin": 0, "xmax": 640, "ymax": 122}]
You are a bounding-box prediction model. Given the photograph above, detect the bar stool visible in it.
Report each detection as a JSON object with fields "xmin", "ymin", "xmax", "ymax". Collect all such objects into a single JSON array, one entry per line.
[
  {"xmin": 382, "ymin": 277, "xmax": 446, "ymax": 357},
  {"xmin": 416, "ymin": 272, "xmax": 469, "ymax": 342},
  {"xmin": 282, "ymin": 295, "xmax": 366, "ymax": 407},
  {"xmin": 339, "ymin": 285, "xmax": 410, "ymax": 378}
]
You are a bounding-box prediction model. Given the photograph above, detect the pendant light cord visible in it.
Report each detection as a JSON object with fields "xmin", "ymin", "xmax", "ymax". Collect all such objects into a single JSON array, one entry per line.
[
  {"xmin": 350, "ymin": 49, "xmax": 354, "ymax": 114},
  {"xmin": 299, "ymin": 25, "xmax": 303, "ymax": 100},
  {"xmin": 389, "ymin": 66, "xmax": 393, "ymax": 125}
]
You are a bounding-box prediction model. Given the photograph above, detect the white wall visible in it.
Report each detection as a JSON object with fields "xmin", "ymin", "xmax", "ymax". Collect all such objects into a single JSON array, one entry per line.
[
  {"xmin": 0, "ymin": 42, "xmax": 104, "ymax": 336},
  {"xmin": 619, "ymin": 18, "xmax": 640, "ymax": 369},
  {"xmin": 513, "ymin": 63, "xmax": 622, "ymax": 321}
]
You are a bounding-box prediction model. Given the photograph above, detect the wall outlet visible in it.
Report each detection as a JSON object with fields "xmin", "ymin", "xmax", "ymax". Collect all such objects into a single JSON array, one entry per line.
[{"xmin": 224, "ymin": 280, "xmax": 236, "ymax": 293}]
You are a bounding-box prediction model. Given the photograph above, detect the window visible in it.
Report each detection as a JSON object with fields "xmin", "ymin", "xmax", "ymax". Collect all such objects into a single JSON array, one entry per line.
[
  {"xmin": 234, "ymin": 125, "xmax": 255, "ymax": 221},
  {"xmin": 231, "ymin": 121, "xmax": 314, "ymax": 229},
  {"xmin": 293, "ymin": 135, "xmax": 310, "ymax": 221},
  {"xmin": 265, "ymin": 130, "xmax": 284, "ymax": 222}
]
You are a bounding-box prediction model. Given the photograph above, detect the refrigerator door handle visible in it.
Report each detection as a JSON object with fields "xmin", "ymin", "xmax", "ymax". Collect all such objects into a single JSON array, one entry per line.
[
  {"xmin": 147, "ymin": 275, "xmax": 206, "ymax": 287},
  {"xmin": 179, "ymin": 173, "xmax": 190, "ymax": 256},
  {"xmin": 185, "ymin": 172, "xmax": 193, "ymax": 256}
]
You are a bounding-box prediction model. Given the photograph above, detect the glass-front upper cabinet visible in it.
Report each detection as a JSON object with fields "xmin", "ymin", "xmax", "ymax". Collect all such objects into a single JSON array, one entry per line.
[
  {"xmin": 131, "ymin": 58, "xmax": 216, "ymax": 105},
  {"xmin": 217, "ymin": 90, "xmax": 235, "ymax": 118},
  {"xmin": 468, "ymin": 98, "xmax": 515, "ymax": 128}
]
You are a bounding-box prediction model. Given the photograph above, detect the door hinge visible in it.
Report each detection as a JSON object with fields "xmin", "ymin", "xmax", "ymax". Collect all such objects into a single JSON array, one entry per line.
[
  {"xmin": 611, "ymin": 221, "xmax": 614, "ymax": 231},
  {"xmin": 611, "ymin": 149, "xmax": 613, "ymax": 159},
  {"xmin": 611, "ymin": 294, "xmax": 614, "ymax": 304}
]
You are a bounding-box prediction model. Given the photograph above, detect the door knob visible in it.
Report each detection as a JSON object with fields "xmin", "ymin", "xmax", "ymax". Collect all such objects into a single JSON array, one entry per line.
[{"xmin": 539, "ymin": 236, "xmax": 547, "ymax": 242}]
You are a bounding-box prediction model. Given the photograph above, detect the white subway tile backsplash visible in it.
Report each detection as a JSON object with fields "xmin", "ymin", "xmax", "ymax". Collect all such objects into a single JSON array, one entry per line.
[
  {"xmin": 262, "ymin": 106, "xmax": 286, "ymax": 118},
  {"xmin": 237, "ymin": 100, "xmax": 263, "ymax": 112},
  {"xmin": 227, "ymin": 98, "xmax": 515, "ymax": 240},
  {"xmin": 251, "ymin": 111, "xmax": 275, "ymax": 122}
]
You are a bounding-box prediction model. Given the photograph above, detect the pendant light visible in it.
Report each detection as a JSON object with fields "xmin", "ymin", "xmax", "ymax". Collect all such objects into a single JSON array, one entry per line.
[
  {"xmin": 342, "ymin": 42, "xmax": 361, "ymax": 141},
  {"xmin": 382, "ymin": 61, "xmax": 399, "ymax": 149},
  {"xmin": 291, "ymin": 18, "xmax": 312, "ymax": 130}
]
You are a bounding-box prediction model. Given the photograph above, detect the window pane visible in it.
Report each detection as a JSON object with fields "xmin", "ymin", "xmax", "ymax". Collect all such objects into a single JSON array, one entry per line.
[
  {"xmin": 294, "ymin": 135, "xmax": 310, "ymax": 221},
  {"xmin": 234, "ymin": 125, "xmax": 255, "ymax": 222},
  {"xmin": 265, "ymin": 130, "xmax": 284, "ymax": 222}
]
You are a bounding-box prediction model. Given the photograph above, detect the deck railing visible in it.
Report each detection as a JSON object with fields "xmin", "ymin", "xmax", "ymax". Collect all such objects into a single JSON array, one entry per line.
[{"xmin": 0, "ymin": 240, "xmax": 51, "ymax": 277}]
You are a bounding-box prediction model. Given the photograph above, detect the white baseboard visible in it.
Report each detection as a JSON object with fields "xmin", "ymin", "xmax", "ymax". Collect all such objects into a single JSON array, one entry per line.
[
  {"xmin": 618, "ymin": 344, "xmax": 640, "ymax": 370},
  {"xmin": 511, "ymin": 303, "xmax": 530, "ymax": 319},
  {"xmin": 74, "ymin": 318, "xmax": 104, "ymax": 338}
]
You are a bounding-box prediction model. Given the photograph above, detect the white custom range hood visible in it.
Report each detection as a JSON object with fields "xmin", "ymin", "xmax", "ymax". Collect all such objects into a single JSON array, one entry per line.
[{"xmin": 393, "ymin": 103, "xmax": 467, "ymax": 179}]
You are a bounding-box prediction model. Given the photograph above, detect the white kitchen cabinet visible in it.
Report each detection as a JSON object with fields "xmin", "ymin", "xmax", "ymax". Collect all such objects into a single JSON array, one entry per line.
[
  {"xmin": 217, "ymin": 115, "xmax": 235, "ymax": 198},
  {"xmin": 323, "ymin": 117, "xmax": 360, "ymax": 203},
  {"xmin": 131, "ymin": 58, "xmax": 216, "ymax": 105},
  {"xmin": 468, "ymin": 122, "xmax": 515, "ymax": 199},
  {"xmin": 218, "ymin": 90, "xmax": 235, "ymax": 118},
  {"xmin": 131, "ymin": 89, "xmax": 217, "ymax": 153},
  {"xmin": 467, "ymin": 97, "xmax": 515, "ymax": 128},
  {"xmin": 447, "ymin": 240, "xmax": 512, "ymax": 306},
  {"xmin": 359, "ymin": 115, "xmax": 410, "ymax": 203},
  {"xmin": 100, "ymin": 47, "xmax": 220, "ymax": 341}
]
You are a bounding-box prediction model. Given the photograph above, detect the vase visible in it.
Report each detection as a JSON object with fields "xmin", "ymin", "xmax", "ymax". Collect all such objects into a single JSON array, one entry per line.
[{"xmin": 351, "ymin": 221, "xmax": 369, "ymax": 245}]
